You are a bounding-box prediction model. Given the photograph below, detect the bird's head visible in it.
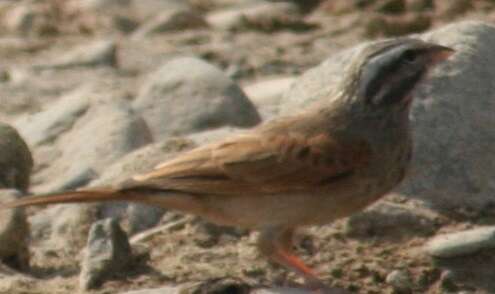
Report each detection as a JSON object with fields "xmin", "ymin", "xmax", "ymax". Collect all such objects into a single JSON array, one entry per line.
[{"xmin": 338, "ymin": 38, "xmax": 454, "ymax": 120}]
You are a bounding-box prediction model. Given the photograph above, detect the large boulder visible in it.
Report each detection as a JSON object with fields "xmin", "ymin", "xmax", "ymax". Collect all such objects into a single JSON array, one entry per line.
[
  {"xmin": 133, "ymin": 57, "xmax": 261, "ymax": 140},
  {"xmin": 15, "ymin": 85, "xmax": 152, "ymax": 193}
]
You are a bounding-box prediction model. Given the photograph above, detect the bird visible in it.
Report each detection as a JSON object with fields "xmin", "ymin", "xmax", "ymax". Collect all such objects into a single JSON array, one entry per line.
[{"xmin": 2, "ymin": 38, "xmax": 454, "ymax": 290}]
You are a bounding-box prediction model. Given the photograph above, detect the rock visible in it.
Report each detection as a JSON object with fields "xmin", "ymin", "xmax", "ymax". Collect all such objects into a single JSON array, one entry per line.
[
  {"xmin": 364, "ymin": 13, "xmax": 432, "ymax": 37},
  {"xmin": 131, "ymin": 0, "xmax": 191, "ymax": 19},
  {"xmin": 3, "ymin": 4, "xmax": 35, "ymax": 34},
  {"xmin": 386, "ymin": 269, "xmax": 413, "ymax": 292},
  {"xmin": 133, "ymin": 57, "xmax": 261, "ymax": 140},
  {"xmin": 253, "ymin": 287, "xmax": 346, "ymax": 293},
  {"xmin": 187, "ymin": 126, "xmax": 243, "ymax": 146},
  {"xmin": 320, "ymin": 0, "xmax": 360, "ymax": 15},
  {"xmin": 14, "ymin": 85, "xmax": 92, "ymax": 147},
  {"xmin": 436, "ymin": 0, "xmax": 472, "ymax": 18},
  {"xmin": 0, "ymin": 190, "xmax": 29, "ymax": 270},
  {"xmin": 407, "ymin": 0, "xmax": 434, "ymax": 12},
  {"xmin": 282, "ymin": 21, "xmax": 495, "ymax": 213},
  {"xmin": 119, "ymin": 286, "xmax": 186, "ymax": 294},
  {"xmin": 80, "ymin": 218, "xmax": 133, "ymax": 290},
  {"xmin": 94, "ymin": 138, "xmax": 195, "ymax": 234},
  {"xmin": 407, "ymin": 21, "xmax": 495, "ymax": 211},
  {"xmin": 32, "ymin": 39, "xmax": 117, "ymax": 70},
  {"xmin": 93, "ymin": 138, "xmax": 194, "ymax": 187},
  {"xmin": 112, "ymin": 15, "xmax": 140, "ymax": 33},
  {"xmin": 438, "ymin": 270, "xmax": 459, "ymax": 292},
  {"xmin": 344, "ymin": 198, "xmax": 441, "ymax": 238},
  {"xmin": 32, "ymin": 87, "xmax": 152, "ymax": 193},
  {"xmin": 425, "ymin": 226, "xmax": 495, "ymax": 258},
  {"xmin": 78, "ymin": 0, "xmax": 131, "ymax": 12},
  {"xmin": 188, "ymin": 278, "xmax": 251, "ymax": 293},
  {"xmin": 29, "ymin": 204, "xmax": 95, "ymax": 254},
  {"xmin": 206, "ymin": 1, "xmax": 313, "ymax": 32},
  {"xmin": 243, "ymin": 76, "xmax": 296, "ymax": 119},
  {"xmin": 132, "ymin": 8, "xmax": 207, "ymax": 38},
  {"xmin": 0, "ymin": 122, "xmax": 33, "ymax": 192},
  {"xmin": 377, "ymin": 0, "xmax": 406, "ymax": 14},
  {"xmin": 2, "ymin": 3, "xmax": 57, "ymax": 36}
]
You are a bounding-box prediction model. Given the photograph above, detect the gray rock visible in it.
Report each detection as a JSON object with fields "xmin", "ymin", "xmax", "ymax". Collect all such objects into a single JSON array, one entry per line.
[
  {"xmin": 94, "ymin": 137, "xmax": 195, "ymax": 234},
  {"xmin": 29, "ymin": 204, "xmax": 96, "ymax": 253},
  {"xmin": 80, "ymin": 218, "xmax": 133, "ymax": 290},
  {"xmin": 0, "ymin": 189, "xmax": 29, "ymax": 270},
  {"xmin": 3, "ymin": 4, "xmax": 35, "ymax": 34},
  {"xmin": 253, "ymin": 287, "xmax": 348, "ymax": 294},
  {"xmin": 132, "ymin": 8, "xmax": 207, "ymax": 38},
  {"xmin": 119, "ymin": 286, "xmax": 185, "ymax": 294},
  {"xmin": 133, "ymin": 56, "xmax": 261, "ymax": 140},
  {"xmin": 243, "ymin": 76, "xmax": 296, "ymax": 119},
  {"xmin": 282, "ymin": 21, "xmax": 495, "ymax": 212},
  {"xmin": 14, "ymin": 85, "xmax": 92, "ymax": 147},
  {"xmin": 0, "ymin": 122, "xmax": 33, "ymax": 192},
  {"xmin": 34, "ymin": 89, "xmax": 151, "ymax": 193},
  {"xmin": 131, "ymin": 0, "xmax": 191, "ymax": 19},
  {"xmin": 93, "ymin": 138, "xmax": 195, "ymax": 187},
  {"xmin": 405, "ymin": 21, "xmax": 495, "ymax": 212},
  {"xmin": 33, "ymin": 39, "xmax": 118, "ymax": 70},
  {"xmin": 425, "ymin": 226, "xmax": 495, "ymax": 258},
  {"xmin": 344, "ymin": 198, "xmax": 440, "ymax": 238},
  {"xmin": 78, "ymin": 0, "xmax": 131, "ymax": 12},
  {"xmin": 386, "ymin": 269, "xmax": 413, "ymax": 292},
  {"xmin": 206, "ymin": 1, "xmax": 303, "ymax": 31},
  {"xmin": 252, "ymin": 289, "xmax": 312, "ymax": 294}
]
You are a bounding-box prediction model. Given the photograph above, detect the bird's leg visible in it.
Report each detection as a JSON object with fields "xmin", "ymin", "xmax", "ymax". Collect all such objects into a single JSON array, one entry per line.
[{"xmin": 258, "ymin": 227, "xmax": 325, "ymax": 289}]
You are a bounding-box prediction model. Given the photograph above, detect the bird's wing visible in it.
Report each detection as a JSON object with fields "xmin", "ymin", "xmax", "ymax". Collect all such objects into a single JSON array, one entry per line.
[{"xmin": 129, "ymin": 131, "xmax": 371, "ymax": 195}]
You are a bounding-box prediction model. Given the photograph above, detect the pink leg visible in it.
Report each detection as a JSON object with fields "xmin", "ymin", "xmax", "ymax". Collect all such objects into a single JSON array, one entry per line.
[{"xmin": 257, "ymin": 227, "xmax": 326, "ymax": 290}]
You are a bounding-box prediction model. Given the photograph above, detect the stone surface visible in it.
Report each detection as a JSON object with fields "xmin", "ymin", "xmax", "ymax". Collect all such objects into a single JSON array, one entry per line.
[
  {"xmin": 243, "ymin": 76, "xmax": 296, "ymax": 119},
  {"xmin": 133, "ymin": 56, "xmax": 261, "ymax": 140},
  {"xmin": 206, "ymin": 1, "xmax": 308, "ymax": 31},
  {"xmin": 282, "ymin": 21, "xmax": 495, "ymax": 213},
  {"xmin": 29, "ymin": 203, "xmax": 96, "ymax": 254},
  {"xmin": 0, "ymin": 122, "xmax": 33, "ymax": 192},
  {"xmin": 132, "ymin": 8, "xmax": 207, "ymax": 38},
  {"xmin": 14, "ymin": 85, "xmax": 92, "ymax": 147},
  {"xmin": 0, "ymin": 189, "xmax": 29, "ymax": 270},
  {"xmin": 119, "ymin": 286, "xmax": 185, "ymax": 294},
  {"xmin": 364, "ymin": 13, "xmax": 432, "ymax": 37},
  {"xmin": 253, "ymin": 287, "xmax": 347, "ymax": 293},
  {"xmin": 33, "ymin": 39, "xmax": 118, "ymax": 69},
  {"xmin": 32, "ymin": 88, "xmax": 152, "ymax": 193},
  {"xmin": 80, "ymin": 218, "xmax": 133, "ymax": 290},
  {"xmin": 386, "ymin": 269, "xmax": 413, "ymax": 292},
  {"xmin": 344, "ymin": 198, "xmax": 441, "ymax": 238},
  {"xmin": 131, "ymin": 0, "xmax": 191, "ymax": 19},
  {"xmin": 93, "ymin": 138, "xmax": 195, "ymax": 234},
  {"xmin": 3, "ymin": 4, "xmax": 36, "ymax": 34},
  {"xmin": 425, "ymin": 226, "xmax": 495, "ymax": 258},
  {"xmin": 78, "ymin": 0, "xmax": 131, "ymax": 12}
]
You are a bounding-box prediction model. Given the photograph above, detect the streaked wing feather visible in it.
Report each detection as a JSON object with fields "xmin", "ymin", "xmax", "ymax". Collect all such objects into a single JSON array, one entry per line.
[{"xmin": 130, "ymin": 133, "xmax": 371, "ymax": 195}]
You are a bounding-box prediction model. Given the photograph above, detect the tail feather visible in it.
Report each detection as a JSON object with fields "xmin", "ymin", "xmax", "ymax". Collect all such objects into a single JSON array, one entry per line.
[{"xmin": 1, "ymin": 189, "xmax": 130, "ymax": 209}]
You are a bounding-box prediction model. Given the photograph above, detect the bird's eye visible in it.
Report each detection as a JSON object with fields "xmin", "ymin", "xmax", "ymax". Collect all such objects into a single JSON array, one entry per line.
[{"xmin": 402, "ymin": 50, "xmax": 418, "ymax": 64}]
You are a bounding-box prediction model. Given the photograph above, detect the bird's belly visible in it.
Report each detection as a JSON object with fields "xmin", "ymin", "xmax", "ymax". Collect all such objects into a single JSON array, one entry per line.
[
  {"xmin": 199, "ymin": 183, "xmax": 376, "ymax": 229},
  {"xmin": 198, "ymin": 164, "xmax": 407, "ymax": 229}
]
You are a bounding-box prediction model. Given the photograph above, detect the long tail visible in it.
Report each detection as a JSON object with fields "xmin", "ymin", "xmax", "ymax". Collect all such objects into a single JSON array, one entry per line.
[{"xmin": 1, "ymin": 188, "xmax": 137, "ymax": 209}]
